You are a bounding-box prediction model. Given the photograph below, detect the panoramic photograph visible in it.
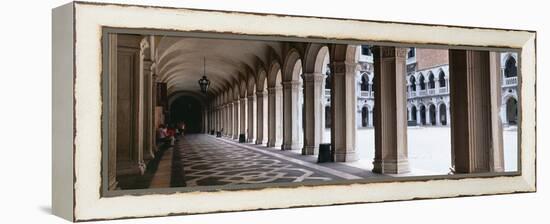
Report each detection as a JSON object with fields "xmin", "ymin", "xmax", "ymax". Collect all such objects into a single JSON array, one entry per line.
[{"xmin": 105, "ymin": 32, "xmax": 519, "ymax": 191}]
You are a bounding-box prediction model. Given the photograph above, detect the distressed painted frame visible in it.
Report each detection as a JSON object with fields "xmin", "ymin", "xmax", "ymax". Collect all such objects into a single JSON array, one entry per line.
[{"xmin": 52, "ymin": 1, "xmax": 536, "ymax": 222}]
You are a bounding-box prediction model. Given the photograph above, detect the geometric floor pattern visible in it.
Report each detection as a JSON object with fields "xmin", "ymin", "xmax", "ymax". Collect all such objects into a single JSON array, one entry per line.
[{"xmin": 170, "ymin": 134, "xmax": 340, "ymax": 187}]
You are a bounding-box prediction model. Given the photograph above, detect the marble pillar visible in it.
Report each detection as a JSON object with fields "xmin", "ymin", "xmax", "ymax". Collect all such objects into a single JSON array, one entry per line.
[
  {"xmin": 282, "ymin": 81, "xmax": 302, "ymax": 150},
  {"xmin": 372, "ymin": 46, "xmax": 409, "ymax": 174},
  {"xmin": 302, "ymin": 72, "xmax": 325, "ymax": 155},
  {"xmin": 233, "ymin": 99, "xmax": 240, "ymax": 139},
  {"xmin": 449, "ymin": 50, "xmax": 504, "ymax": 173},
  {"xmin": 330, "ymin": 61, "xmax": 358, "ymax": 162},
  {"xmin": 267, "ymin": 87, "xmax": 283, "ymax": 147},
  {"xmin": 247, "ymin": 94, "xmax": 256, "ymax": 142},
  {"xmin": 256, "ymin": 91, "xmax": 267, "ymax": 144}
]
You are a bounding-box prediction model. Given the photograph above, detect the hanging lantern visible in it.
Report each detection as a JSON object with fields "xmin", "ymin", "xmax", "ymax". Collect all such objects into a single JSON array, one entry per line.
[{"xmin": 198, "ymin": 57, "xmax": 210, "ymax": 94}]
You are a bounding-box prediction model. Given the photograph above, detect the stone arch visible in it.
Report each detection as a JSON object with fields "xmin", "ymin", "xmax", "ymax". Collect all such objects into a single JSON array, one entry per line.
[
  {"xmin": 282, "ymin": 49, "xmax": 303, "ymax": 82},
  {"xmin": 303, "ymin": 44, "xmax": 329, "ymax": 74},
  {"xmin": 267, "ymin": 61, "xmax": 282, "ymax": 88}
]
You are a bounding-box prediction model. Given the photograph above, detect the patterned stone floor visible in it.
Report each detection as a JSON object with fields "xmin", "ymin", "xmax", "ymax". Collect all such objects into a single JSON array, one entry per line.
[{"xmin": 169, "ymin": 134, "xmax": 344, "ymax": 187}]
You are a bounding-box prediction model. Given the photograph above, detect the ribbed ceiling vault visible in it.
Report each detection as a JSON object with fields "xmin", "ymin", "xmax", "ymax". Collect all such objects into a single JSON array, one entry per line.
[{"xmin": 155, "ymin": 36, "xmax": 284, "ymax": 97}]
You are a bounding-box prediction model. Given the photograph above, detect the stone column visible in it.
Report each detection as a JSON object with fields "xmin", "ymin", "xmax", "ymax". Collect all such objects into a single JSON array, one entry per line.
[
  {"xmin": 267, "ymin": 87, "xmax": 283, "ymax": 147},
  {"xmin": 233, "ymin": 99, "xmax": 240, "ymax": 139},
  {"xmin": 247, "ymin": 94, "xmax": 256, "ymax": 142},
  {"xmin": 228, "ymin": 102, "xmax": 232, "ymax": 135},
  {"xmin": 330, "ymin": 61, "xmax": 358, "ymax": 162},
  {"xmin": 136, "ymin": 38, "xmax": 148, "ymax": 171},
  {"xmin": 449, "ymin": 50, "xmax": 504, "ymax": 173},
  {"xmin": 426, "ymin": 106, "xmax": 432, "ymax": 125},
  {"xmin": 256, "ymin": 91, "xmax": 267, "ymax": 144},
  {"xmin": 372, "ymin": 46, "xmax": 409, "ymax": 174},
  {"xmin": 240, "ymin": 97, "xmax": 247, "ymax": 137},
  {"xmin": 282, "ymin": 81, "xmax": 302, "ymax": 150},
  {"xmin": 302, "ymin": 72, "xmax": 325, "ymax": 155}
]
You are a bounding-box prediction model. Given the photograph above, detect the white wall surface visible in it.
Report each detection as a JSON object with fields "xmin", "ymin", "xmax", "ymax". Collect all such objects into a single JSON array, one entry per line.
[{"xmin": 0, "ymin": 0, "xmax": 547, "ymax": 223}]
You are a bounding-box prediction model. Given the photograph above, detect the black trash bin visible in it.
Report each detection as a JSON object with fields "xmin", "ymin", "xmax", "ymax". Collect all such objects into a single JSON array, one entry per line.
[
  {"xmin": 318, "ymin": 143, "xmax": 332, "ymax": 163},
  {"xmin": 239, "ymin": 134, "xmax": 246, "ymax": 143},
  {"xmin": 216, "ymin": 131, "xmax": 222, "ymax": 137},
  {"xmin": 210, "ymin": 130, "xmax": 215, "ymax": 135}
]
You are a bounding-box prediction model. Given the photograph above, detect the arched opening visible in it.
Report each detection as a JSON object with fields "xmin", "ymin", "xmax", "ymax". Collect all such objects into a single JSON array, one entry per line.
[
  {"xmin": 439, "ymin": 104, "xmax": 447, "ymax": 125},
  {"xmin": 419, "ymin": 74, "xmax": 426, "ymax": 90},
  {"xmin": 420, "ymin": 105, "xmax": 426, "ymax": 125},
  {"xmin": 361, "ymin": 106, "xmax": 368, "ymax": 127},
  {"xmin": 429, "ymin": 104, "xmax": 436, "ymax": 125},
  {"xmin": 410, "ymin": 76, "xmax": 416, "ymax": 91},
  {"xmin": 169, "ymin": 96, "xmax": 203, "ymax": 134},
  {"xmin": 506, "ymin": 97, "xmax": 518, "ymax": 125},
  {"xmin": 428, "ymin": 72, "xmax": 435, "ymax": 89},
  {"xmin": 438, "ymin": 71, "xmax": 446, "ymax": 87},
  {"xmin": 281, "ymin": 50, "xmax": 304, "ymax": 150},
  {"xmin": 505, "ymin": 56, "xmax": 517, "ymax": 78},
  {"xmin": 360, "ymin": 73, "xmax": 369, "ymax": 91},
  {"xmin": 411, "ymin": 105, "xmax": 417, "ymax": 122}
]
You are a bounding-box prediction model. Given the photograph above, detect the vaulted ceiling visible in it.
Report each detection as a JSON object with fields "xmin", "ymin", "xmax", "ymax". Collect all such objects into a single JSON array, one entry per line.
[{"xmin": 155, "ymin": 36, "xmax": 284, "ymax": 96}]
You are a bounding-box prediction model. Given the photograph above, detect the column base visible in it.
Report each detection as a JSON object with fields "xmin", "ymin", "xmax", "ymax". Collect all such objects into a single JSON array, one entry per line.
[
  {"xmin": 233, "ymin": 134, "xmax": 239, "ymax": 139},
  {"xmin": 143, "ymin": 150, "xmax": 155, "ymax": 161},
  {"xmin": 372, "ymin": 159, "xmax": 410, "ymax": 174},
  {"xmin": 255, "ymin": 139, "xmax": 266, "ymax": 145},
  {"xmin": 333, "ymin": 151, "xmax": 358, "ymax": 162},
  {"xmin": 281, "ymin": 143, "xmax": 301, "ymax": 151},
  {"xmin": 302, "ymin": 145, "xmax": 318, "ymax": 155}
]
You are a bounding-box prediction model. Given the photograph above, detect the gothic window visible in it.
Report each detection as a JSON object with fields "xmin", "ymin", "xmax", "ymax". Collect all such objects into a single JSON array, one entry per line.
[
  {"xmin": 361, "ymin": 45, "xmax": 372, "ymax": 56},
  {"xmin": 361, "ymin": 74, "xmax": 369, "ymax": 91},
  {"xmin": 408, "ymin": 47, "xmax": 415, "ymax": 58},
  {"xmin": 439, "ymin": 71, "xmax": 446, "ymax": 87},
  {"xmin": 428, "ymin": 72, "xmax": 435, "ymax": 89},
  {"xmin": 419, "ymin": 74, "xmax": 426, "ymax": 90},
  {"xmin": 505, "ymin": 56, "xmax": 517, "ymax": 78}
]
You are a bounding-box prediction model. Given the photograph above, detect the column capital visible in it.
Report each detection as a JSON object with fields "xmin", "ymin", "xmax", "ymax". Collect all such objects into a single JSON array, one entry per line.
[
  {"xmin": 330, "ymin": 61, "xmax": 358, "ymax": 75},
  {"xmin": 267, "ymin": 86, "xmax": 283, "ymax": 95},
  {"xmin": 372, "ymin": 46, "xmax": 408, "ymax": 58},
  {"xmin": 247, "ymin": 94, "xmax": 256, "ymax": 100},
  {"xmin": 256, "ymin": 90, "xmax": 267, "ymax": 97},
  {"xmin": 302, "ymin": 72, "xmax": 325, "ymax": 83}
]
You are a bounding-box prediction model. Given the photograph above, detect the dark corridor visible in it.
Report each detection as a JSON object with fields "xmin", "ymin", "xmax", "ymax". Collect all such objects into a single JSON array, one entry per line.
[{"xmin": 170, "ymin": 96, "xmax": 203, "ymax": 133}]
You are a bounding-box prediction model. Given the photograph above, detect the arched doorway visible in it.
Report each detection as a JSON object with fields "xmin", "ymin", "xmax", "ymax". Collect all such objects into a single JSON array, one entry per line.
[
  {"xmin": 170, "ymin": 96, "xmax": 203, "ymax": 134},
  {"xmin": 411, "ymin": 105, "xmax": 417, "ymax": 122},
  {"xmin": 429, "ymin": 104, "xmax": 436, "ymax": 125},
  {"xmin": 420, "ymin": 105, "xmax": 426, "ymax": 125},
  {"xmin": 361, "ymin": 106, "xmax": 368, "ymax": 127},
  {"xmin": 439, "ymin": 104, "xmax": 447, "ymax": 125},
  {"xmin": 506, "ymin": 97, "xmax": 518, "ymax": 125}
]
